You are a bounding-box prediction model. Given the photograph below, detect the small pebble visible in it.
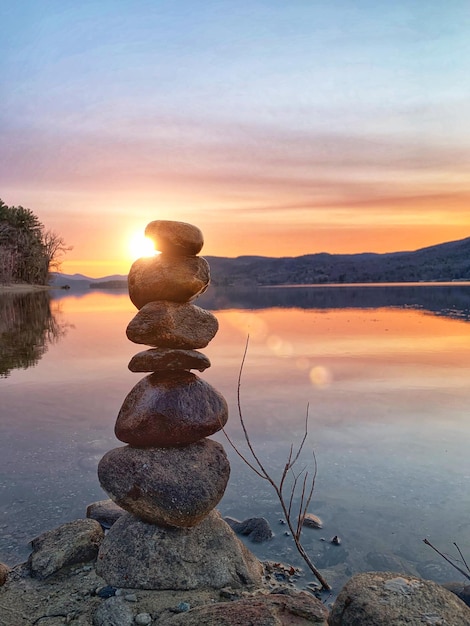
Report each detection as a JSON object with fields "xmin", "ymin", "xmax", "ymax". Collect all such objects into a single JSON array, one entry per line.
[
  {"xmin": 284, "ymin": 531, "xmax": 290, "ymax": 536},
  {"xmin": 279, "ymin": 519, "xmax": 286, "ymax": 525},
  {"xmin": 135, "ymin": 613, "xmax": 152, "ymax": 625},
  {"xmin": 302, "ymin": 513, "xmax": 323, "ymax": 529},
  {"xmin": 176, "ymin": 601, "xmax": 190, "ymax": 613},
  {"xmin": 331, "ymin": 535, "xmax": 342, "ymax": 545},
  {"xmin": 96, "ymin": 585, "xmax": 116, "ymax": 598},
  {"xmin": 124, "ymin": 593, "xmax": 138, "ymax": 602}
]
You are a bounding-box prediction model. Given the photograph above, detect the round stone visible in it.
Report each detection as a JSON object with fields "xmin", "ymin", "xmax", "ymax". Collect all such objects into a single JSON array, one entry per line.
[
  {"xmin": 115, "ymin": 371, "xmax": 228, "ymax": 447},
  {"xmin": 128, "ymin": 254, "xmax": 210, "ymax": 309},
  {"xmin": 126, "ymin": 301, "xmax": 218, "ymax": 349},
  {"xmin": 97, "ymin": 440, "xmax": 230, "ymax": 527},
  {"xmin": 128, "ymin": 348, "xmax": 211, "ymax": 372},
  {"xmin": 144, "ymin": 220, "xmax": 204, "ymax": 256}
]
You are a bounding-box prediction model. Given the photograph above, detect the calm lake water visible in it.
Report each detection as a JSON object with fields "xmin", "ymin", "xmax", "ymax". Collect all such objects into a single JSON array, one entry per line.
[{"xmin": 1, "ymin": 283, "xmax": 470, "ymax": 593}]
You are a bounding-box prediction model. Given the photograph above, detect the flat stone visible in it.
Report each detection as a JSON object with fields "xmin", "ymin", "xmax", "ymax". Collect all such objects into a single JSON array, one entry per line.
[
  {"xmin": 128, "ymin": 254, "xmax": 210, "ymax": 309},
  {"xmin": 329, "ymin": 571, "xmax": 470, "ymax": 625},
  {"xmin": 128, "ymin": 348, "xmax": 211, "ymax": 372},
  {"xmin": 86, "ymin": 499, "xmax": 125, "ymax": 529},
  {"xmin": 96, "ymin": 510, "xmax": 263, "ymax": 591},
  {"xmin": 115, "ymin": 371, "xmax": 228, "ymax": 447},
  {"xmin": 28, "ymin": 519, "xmax": 104, "ymax": 579},
  {"xmin": 126, "ymin": 301, "xmax": 218, "ymax": 349},
  {"xmin": 98, "ymin": 440, "xmax": 230, "ymax": 527},
  {"xmin": 160, "ymin": 589, "xmax": 329, "ymax": 625},
  {"xmin": 144, "ymin": 220, "xmax": 204, "ymax": 256}
]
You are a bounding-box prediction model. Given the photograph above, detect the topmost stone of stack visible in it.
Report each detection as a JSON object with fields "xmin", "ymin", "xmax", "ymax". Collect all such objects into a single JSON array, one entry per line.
[{"xmin": 145, "ymin": 220, "xmax": 204, "ymax": 256}]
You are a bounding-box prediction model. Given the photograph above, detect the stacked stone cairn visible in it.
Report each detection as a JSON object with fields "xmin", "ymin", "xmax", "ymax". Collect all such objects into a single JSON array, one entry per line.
[{"xmin": 96, "ymin": 220, "xmax": 262, "ymax": 590}]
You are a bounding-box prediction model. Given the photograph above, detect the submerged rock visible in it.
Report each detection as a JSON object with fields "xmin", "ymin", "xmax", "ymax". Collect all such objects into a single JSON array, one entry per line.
[
  {"xmin": 302, "ymin": 513, "xmax": 323, "ymax": 529},
  {"xmin": 224, "ymin": 516, "xmax": 273, "ymax": 543},
  {"xmin": 115, "ymin": 370, "xmax": 228, "ymax": 447},
  {"xmin": 98, "ymin": 440, "xmax": 230, "ymax": 527},
  {"xmin": 96, "ymin": 510, "xmax": 264, "ymax": 590}
]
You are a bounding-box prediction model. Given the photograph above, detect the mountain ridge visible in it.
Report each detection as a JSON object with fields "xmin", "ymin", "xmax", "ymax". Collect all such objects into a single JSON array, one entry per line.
[{"xmin": 52, "ymin": 235, "xmax": 470, "ymax": 287}]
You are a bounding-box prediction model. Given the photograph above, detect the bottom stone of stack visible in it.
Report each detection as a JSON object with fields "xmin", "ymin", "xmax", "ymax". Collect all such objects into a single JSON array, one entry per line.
[{"xmin": 96, "ymin": 510, "xmax": 264, "ymax": 590}]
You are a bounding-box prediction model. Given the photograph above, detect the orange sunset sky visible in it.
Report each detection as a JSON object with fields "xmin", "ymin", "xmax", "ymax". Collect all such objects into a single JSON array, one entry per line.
[{"xmin": 2, "ymin": 2, "xmax": 470, "ymax": 277}]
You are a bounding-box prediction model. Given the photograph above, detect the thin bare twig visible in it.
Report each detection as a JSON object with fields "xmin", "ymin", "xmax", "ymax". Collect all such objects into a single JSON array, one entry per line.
[
  {"xmin": 423, "ymin": 539, "xmax": 470, "ymax": 582},
  {"xmin": 453, "ymin": 542, "xmax": 470, "ymax": 575},
  {"xmin": 223, "ymin": 335, "xmax": 331, "ymax": 591}
]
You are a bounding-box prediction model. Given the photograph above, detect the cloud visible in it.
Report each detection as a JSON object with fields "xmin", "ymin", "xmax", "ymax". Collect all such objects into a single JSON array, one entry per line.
[{"xmin": 2, "ymin": 112, "xmax": 470, "ymax": 229}]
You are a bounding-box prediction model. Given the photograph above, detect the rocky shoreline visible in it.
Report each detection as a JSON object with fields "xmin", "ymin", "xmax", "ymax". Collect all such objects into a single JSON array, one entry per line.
[
  {"xmin": 2, "ymin": 221, "xmax": 469, "ymax": 624},
  {"xmin": 1, "ymin": 506, "xmax": 469, "ymax": 626},
  {"xmin": 0, "ymin": 283, "xmax": 51, "ymax": 294}
]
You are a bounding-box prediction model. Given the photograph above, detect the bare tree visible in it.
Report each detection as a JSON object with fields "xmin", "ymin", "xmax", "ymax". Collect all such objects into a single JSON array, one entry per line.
[{"xmin": 42, "ymin": 229, "xmax": 73, "ymax": 278}]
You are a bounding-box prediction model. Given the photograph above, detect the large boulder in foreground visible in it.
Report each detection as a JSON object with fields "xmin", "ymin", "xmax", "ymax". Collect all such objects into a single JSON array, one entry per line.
[
  {"xmin": 115, "ymin": 370, "xmax": 228, "ymax": 447},
  {"xmin": 96, "ymin": 510, "xmax": 263, "ymax": 590},
  {"xmin": 160, "ymin": 589, "xmax": 329, "ymax": 625},
  {"xmin": 126, "ymin": 301, "xmax": 218, "ymax": 349},
  {"xmin": 28, "ymin": 519, "xmax": 104, "ymax": 579},
  {"xmin": 98, "ymin": 440, "xmax": 230, "ymax": 527},
  {"xmin": 128, "ymin": 254, "xmax": 210, "ymax": 309},
  {"xmin": 329, "ymin": 571, "xmax": 470, "ymax": 625}
]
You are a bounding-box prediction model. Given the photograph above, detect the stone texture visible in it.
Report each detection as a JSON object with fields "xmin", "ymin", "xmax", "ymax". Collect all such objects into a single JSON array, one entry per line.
[
  {"xmin": 224, "ymin": 517, "xmax": 273, "ymax": 543},
  {"xmin": 28, "ymin": 519, "xmax": 104, "ymax": 579},
  {"xmin": 329, "ymin": 571, "xmax": 470, "ymax": 626},
  {"xmin": 93, "ymin": 596, "xmax": 135, "ymax": 626},
  {"xmin": 126, "ymin": 301, "xmax": 218, "ymax": 349},
  {"xmin": 0, "ymin": 562, "xmax": 9, "ymax": 587},
  {"xmin": 98, "ymin": 440, "xmax": 230, "ymax": 527},
  {"xmin": 115, "ymin": 371, "xmax": 228, "ymax": 447},
  {"xmin": 128, "ymin": 347, "xmax": 211, "ymax": 372},
  {"xmin": 86, "ymin": 499, "xmax": 125, "ymax": 529},
  {"xmin": 128, "ymin": 254, "xmax": 210, "ymax": 309},
  {"xmin": 160, "ymin": 589, "xmax": 329, "ymax": 625},
  {"xmin": 144, "ymin": 220, "xmax": 204, "ymax": 256},
  {"xmin": 96, "ymin": 510, "xmax": 263, "ymax": 591}
]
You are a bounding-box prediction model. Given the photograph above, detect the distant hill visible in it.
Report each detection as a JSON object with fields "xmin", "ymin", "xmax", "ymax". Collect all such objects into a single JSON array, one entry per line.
[
  {"xmin": 50, "ymin": 273, "xmax": 128, "ymax": 290},
  {"xmin": 51, "ymin": 236, "xmax": 470, "ymax": 288},
  {"xmin": 206, "ymin": 236, "xmax": 470, "ymax": 286}
]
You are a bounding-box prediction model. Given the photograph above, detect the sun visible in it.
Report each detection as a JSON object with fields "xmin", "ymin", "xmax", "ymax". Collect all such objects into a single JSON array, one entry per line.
[{"xmin": 128, "ymin": 232, "xmax": 156, "ymax": 261}]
